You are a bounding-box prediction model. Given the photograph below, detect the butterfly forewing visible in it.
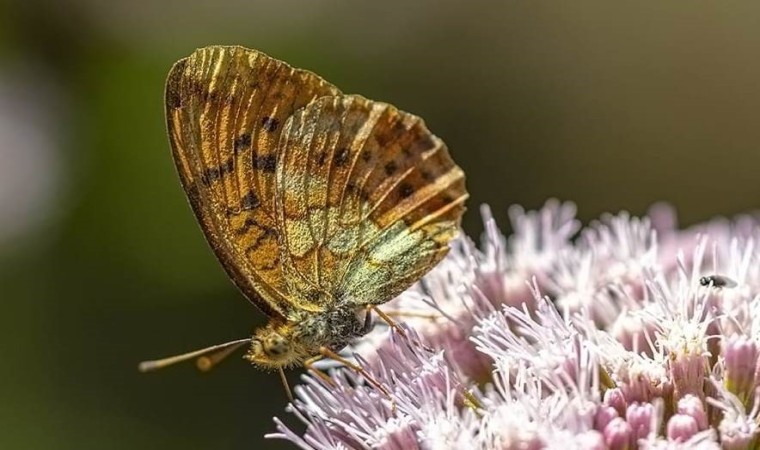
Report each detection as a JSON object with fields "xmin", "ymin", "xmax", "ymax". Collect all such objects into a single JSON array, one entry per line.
[
  {"xmin": 274, "ymin": 95, "xmax": 467, "ymax": 308},
  {"xmin": 165, "ymin": 46, "xmax": 341, "ymax": 317}
]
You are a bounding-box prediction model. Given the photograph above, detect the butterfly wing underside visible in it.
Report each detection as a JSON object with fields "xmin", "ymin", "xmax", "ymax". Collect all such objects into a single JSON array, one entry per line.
[
  {"xmin": 274, "ymin": 95, "xmax": 467, "ymax": 306},
  {"xmin": 165, "ymin": 46, "xmax": 341, "ymax": 317}
]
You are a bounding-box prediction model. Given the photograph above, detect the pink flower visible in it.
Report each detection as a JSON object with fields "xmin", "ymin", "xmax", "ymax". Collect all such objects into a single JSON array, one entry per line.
[{"xmin": 269, "ymin": 200, "xmax": 760, "ymax": 449}]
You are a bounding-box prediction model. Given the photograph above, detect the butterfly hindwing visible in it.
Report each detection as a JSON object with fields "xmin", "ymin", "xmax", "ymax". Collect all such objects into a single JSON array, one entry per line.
[
  {"xmin": 274, "ymin": 95, "xmax": 467, "ymax": 308},
  {"xmin": 165, "ymin": 46, "xmax": 341, "ymax": 317}
]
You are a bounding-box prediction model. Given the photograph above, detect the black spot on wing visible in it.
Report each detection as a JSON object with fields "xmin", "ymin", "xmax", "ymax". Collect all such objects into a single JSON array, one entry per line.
[
  {"xmin": 241, "ymin": 191, "xmax": 260, "ymax": 210},
  {"xmin": 261, "ymin": 116, "xmax": 280, "ymax": 133},
  {"xmin": 384, "ymin": 161, "xmax": 397, "ymax": 176},
  {"xmin": 399, "ymin": 183, "xmax": 414, "ymax": 198},
  {"xmin": 200, "ymin": 167, "xmax": 220, "ymax": 186},
  {"xmin": 222, "ymin": 157, "xmax": 234, "ymax": 174},
  {"xmin": 244, "ymin": 227, "xmax": 278, "ymax": 255},
  {"xmin": 235, "ymin": 217, "xmax": 257, "ymax": 235},
  {"xmin": 316, "ymin": 151, "xmax": 328, "ymax": 167},
  {"xmin": 253, "ymin": 154, "xmax": 277, "ymax": 172},
  {"xmin": 234, "ymin": 133, "xmax": 252, "ymax": 153},
  {"xmin": 334, "ymin": 148, "xmax": 350, "ymax": 167},
  {"xmin": 200, "ymin": 158, "xmax": 234, "ymax": 186},
  {"xmin": 166, "ymin": 90, "xmax": 182, "ymax": 109}
]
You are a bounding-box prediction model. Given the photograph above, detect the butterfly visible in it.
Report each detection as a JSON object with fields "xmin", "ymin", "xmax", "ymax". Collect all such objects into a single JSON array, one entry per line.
[{"xmin": 139, "ymin": 46, "xmax": 467, "ymax": 386}]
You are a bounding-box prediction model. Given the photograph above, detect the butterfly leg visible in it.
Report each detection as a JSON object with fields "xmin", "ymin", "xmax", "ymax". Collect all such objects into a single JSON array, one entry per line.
[
  {"xmin": 303, "ymin": 355, "xmax": 337, "ymax": 386},
  {"xmin": 369, "ymin": 305, "xmax": 408, "ymax": 338},
  {"xmin": 369, "ymin": 306, "xmax": 436, "ymax": 353},
  {"xmin": 381, "ymin": 310, "xmax": 443, "ymax": 321},
  {"xmin": 277, "ymin": 367, "xmax": 294, "ymax": 402},
  {"xmin": 360, "ymin": 307, "xmax": 374, "ymax": 335},
  {"xmin": 315, "ymin": 346, "xmax": 395, "ymax": 411}
]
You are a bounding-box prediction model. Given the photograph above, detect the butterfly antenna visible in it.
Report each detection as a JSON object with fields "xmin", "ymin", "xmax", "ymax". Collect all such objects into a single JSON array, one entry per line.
[
  {"xmin": 196, "ymin": 340, "xmax": 249, "ymax": 372},
  {"xmin": 138, "ymin": 338, "xmax": 251, "ymax": 373}
]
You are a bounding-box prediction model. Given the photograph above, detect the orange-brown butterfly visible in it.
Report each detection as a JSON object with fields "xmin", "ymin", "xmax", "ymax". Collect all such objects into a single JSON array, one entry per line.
[{"xmin": 139, "ymin": 46, "xmax": 467, "ymax": 388}]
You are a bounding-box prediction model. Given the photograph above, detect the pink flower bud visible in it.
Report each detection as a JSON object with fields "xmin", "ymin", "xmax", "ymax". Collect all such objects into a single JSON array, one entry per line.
[
  {"xmin": 676, "ymin": 394, "xmax": 708, "ymax": 430},
  {"xmin": 723, "ymin": 335, "xmax": 758, "ymax": 405},
  {"xmin": 604, "ymin": 388, "xmax": 628, "ymax": 418},
  {"xmin": 604, "ymin": 417, "xmax": 633, "ymax": 450},
  {"xmin": 667, "ymin": 414, "xmax": 699, "ymax": 442},
  {"xmin": 627, "ymin": 402, "xmax": 655, "ymax": 441}
]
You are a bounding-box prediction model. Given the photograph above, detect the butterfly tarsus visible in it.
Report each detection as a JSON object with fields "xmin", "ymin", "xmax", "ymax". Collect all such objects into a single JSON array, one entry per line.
[
  {"xmin": 370, "ymin": 306, "xmax": 436, "ymax": 354},
  {"xmin": 381, "ymin": 309, "xmax": 443, "ymax": 321},
  {"xmin": 303, "ymin": 354, "xmax": 337, "ymax": 386},
  {"xmin": 305, "ymin": 346, "xmax": 396, "ymax": 412},
  {"xmin": 369, "ymin": 306, "xmax": 406, "ymax": 338}
]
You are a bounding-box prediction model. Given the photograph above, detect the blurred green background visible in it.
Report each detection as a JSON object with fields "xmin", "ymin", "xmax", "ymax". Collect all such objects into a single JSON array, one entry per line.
[{"xmin": 2, "ymin": 1, "xmax": 760, "ymax": 448}]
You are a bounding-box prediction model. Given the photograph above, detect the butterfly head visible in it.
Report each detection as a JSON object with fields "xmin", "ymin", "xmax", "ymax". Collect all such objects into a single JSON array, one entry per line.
[{"xmin": 245, "ymin": 322, "xmax": 304, "ymax": 369}]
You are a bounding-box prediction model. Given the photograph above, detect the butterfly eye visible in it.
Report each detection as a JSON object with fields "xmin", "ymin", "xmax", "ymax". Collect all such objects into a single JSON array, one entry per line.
[{"xmin": 264, "ymin": 335, "xmax": 289, "ymax": 357}]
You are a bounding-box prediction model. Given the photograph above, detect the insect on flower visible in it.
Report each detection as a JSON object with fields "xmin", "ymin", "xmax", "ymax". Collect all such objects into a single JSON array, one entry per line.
[
  {"xmin": 699, "ymin": 274, "xmax": 738, "ymax": 288},
  {"xmin": 138, "ymin": 46, "xmax": 468, "ymax": 395}
]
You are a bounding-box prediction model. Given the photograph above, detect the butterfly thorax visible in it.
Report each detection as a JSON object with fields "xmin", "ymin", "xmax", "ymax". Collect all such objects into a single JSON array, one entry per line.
[{"xmin": 244, "ymin": 303, "xmax": 367, "ymax": 370}]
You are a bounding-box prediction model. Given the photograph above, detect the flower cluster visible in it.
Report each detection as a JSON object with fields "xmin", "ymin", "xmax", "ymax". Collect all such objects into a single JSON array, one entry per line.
[{"xmin": 270, "ymin": 200, "xmax": 760, "ymax": 449}]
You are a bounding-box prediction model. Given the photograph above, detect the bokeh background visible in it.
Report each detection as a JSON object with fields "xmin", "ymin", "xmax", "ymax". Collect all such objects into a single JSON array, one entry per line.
[{"xmin": 2, "ymin": 1, "xmax": 760, "ymax": 448}]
